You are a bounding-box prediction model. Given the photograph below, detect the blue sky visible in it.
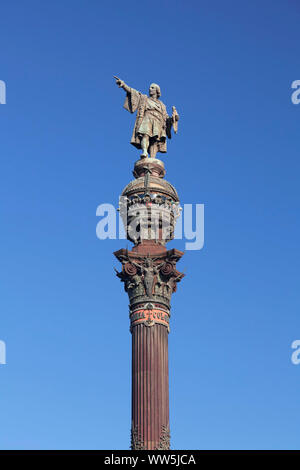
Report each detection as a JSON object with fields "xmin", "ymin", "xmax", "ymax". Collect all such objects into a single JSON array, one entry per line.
[{"xmin": 1, "ymin": 0, "xmax": 300, "ymax": 449}]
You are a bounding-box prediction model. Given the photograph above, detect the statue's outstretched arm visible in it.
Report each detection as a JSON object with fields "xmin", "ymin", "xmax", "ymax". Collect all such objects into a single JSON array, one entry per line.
[
  {"xmin": 131, "ymin": 260, "xmax": 143, "ymax": 272},
  {"xmin": 114, "ymin": 76, "xmax": 131, "ymax": 93}
]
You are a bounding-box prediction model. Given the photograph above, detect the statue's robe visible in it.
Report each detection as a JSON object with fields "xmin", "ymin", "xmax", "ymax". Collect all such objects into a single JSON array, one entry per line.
[{"xmin": 123, "ymin": 87, "xmax": 172, "ymax": 153}]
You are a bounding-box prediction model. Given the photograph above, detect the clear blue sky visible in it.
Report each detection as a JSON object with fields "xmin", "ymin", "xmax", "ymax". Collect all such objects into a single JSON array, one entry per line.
[{"xmin": 1, "ymin": 0, "xmax": 300, "ymax": 450}]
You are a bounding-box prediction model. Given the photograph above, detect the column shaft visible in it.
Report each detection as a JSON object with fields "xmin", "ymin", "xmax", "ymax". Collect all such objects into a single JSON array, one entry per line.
[{"xmin": 131, "ymin": 323, "xmax": 169, "ymax": 450}]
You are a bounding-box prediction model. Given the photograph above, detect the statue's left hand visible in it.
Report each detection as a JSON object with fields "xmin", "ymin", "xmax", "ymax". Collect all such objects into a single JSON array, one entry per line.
[
  {"xmin": 171, "ymin": 106, "xmax": 179, "ymax": 134},
  {"xmin": 172, "ymin": 106, "xmax": 179, "ymax": 121}
]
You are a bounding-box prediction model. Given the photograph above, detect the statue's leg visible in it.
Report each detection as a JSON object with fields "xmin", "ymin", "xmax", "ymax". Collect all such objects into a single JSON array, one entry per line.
[
  {"xmin": 141, "ymin": 135, "xmax": 149, "ymax": 158},
  {"xmin": 149, "ymin": 141, "xmax": 158, "ymax": 158}
]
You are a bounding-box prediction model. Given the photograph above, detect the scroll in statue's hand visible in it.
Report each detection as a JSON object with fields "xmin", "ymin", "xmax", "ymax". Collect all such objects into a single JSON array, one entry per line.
[
  {"xmin": 172, "ymin": 106, "xmax": 179, "ymax": 134},
  {"xmin": 172, "ymin": 106, "xmax": 179, "ymax": 121}
]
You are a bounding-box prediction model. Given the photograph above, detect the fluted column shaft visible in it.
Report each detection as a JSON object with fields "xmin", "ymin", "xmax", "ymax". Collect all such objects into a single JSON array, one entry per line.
[{"xmin": 131, "ymin": 323, "xmax": 169, "ymax": 450}]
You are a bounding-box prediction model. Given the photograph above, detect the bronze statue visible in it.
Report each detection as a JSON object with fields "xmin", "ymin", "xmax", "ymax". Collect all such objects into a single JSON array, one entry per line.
[
  {"xmin": 114, "ymin": 76, "xmax": 179, "ymax": 158},
  {"xmin": 131, "ymin": 258, "xmax": 165, "ymax": 296}
]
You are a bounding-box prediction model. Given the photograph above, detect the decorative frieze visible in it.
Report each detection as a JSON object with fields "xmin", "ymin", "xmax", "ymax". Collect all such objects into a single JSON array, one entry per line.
[
  {"xmin": 131, "ymin": 425, "xmax": 145, "ymax": 451},
  {"xmin": 155, "ymin": 424, "xmax": 171, "ymax": 450}
]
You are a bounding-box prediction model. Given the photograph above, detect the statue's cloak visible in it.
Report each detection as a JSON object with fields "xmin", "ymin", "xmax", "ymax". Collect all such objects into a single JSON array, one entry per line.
[{"xmin": 123, "ymin": 88, "xmax": 172, "ymax": 153}]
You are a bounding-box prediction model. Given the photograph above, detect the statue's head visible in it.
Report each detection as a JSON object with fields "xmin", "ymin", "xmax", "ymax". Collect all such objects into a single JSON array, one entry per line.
[{"xmin": 149, "ymin": 83, "xmax": 161, "ymax": 99}]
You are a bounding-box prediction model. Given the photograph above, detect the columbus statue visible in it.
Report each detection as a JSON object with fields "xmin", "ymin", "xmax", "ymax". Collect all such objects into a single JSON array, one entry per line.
[{"xmin": 114, "ymin": 76, "xmax": 179, "ymax": 159}]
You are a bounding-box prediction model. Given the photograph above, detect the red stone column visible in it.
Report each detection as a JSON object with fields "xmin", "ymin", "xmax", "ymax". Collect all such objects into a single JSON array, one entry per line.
[{"xmin": 131, "ymin": 318, "xmax": 170, "ymax": 450}]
